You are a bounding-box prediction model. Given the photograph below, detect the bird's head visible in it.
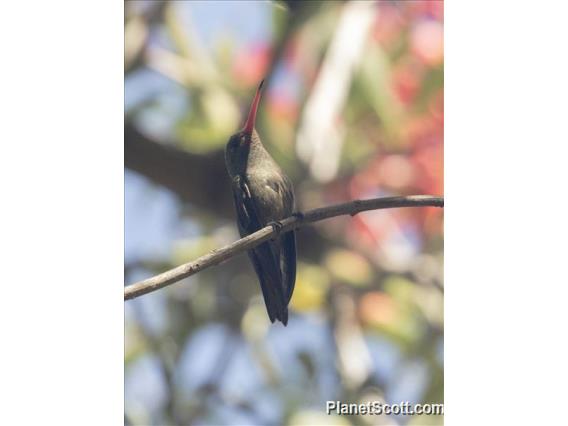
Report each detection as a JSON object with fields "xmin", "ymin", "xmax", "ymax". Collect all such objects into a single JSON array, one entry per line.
[{"xmin": 225, "ymin": 80, "xmax": 264, "ymax": 176}]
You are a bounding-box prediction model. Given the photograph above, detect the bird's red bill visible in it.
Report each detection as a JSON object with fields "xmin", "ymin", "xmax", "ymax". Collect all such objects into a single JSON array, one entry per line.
[{"xmin": 243, "ymin": 79, "xmax": 264, "ymax": 135}]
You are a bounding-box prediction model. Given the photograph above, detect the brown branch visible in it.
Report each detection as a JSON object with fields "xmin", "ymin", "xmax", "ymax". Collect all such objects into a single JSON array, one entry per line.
[
  {"xmin": 124, "ymin": 195, "xmax": 444, "ymax": 301},
  {"xmin": 124, "ymin": 123, "xmax": 234, "ymax": 214}
]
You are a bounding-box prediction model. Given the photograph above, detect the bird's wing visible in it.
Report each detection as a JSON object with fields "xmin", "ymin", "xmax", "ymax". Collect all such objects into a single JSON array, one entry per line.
[
  {"xmin": 231, "ymin": 175, "xmax": 288, "ymax": 324},
  {"xmin": 281, "ymin": 229, "xmax": 296, "ymax": 304},
  {"xmin": 271, "ymin": 174, "xmax": 297, "ymax": 304}
]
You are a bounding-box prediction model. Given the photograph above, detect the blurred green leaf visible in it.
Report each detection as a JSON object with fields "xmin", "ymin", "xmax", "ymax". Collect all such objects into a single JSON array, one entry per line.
[{"xmin": 325, "ymin": 249, "xmax": 373, "ymax": 287}]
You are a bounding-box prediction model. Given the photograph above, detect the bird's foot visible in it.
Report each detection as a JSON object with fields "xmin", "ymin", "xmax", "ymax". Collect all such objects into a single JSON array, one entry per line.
[
  {"xmin": 267, "ymin": 220, "xmax": 284, "ymax": 238},
  {"xmin": 268, "ymin": 212, "xmax": 303, "ymax": 239}
]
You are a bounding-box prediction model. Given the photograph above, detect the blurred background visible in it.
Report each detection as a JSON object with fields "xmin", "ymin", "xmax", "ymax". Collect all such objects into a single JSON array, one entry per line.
[{"xmin": 124, "ymin": 1, "xmax": 443, "ymax": 425}]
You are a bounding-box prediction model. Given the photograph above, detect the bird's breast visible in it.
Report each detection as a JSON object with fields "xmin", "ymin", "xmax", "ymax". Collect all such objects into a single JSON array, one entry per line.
[{"xmin": 246, "ymin": 173, "xmax": 289, "ymax": 224}]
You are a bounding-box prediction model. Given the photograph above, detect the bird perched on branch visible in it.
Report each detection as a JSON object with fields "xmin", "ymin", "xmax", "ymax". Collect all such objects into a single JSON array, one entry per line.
[{"xmin": 225, "ymin": 80, "xmax": 297, "ymax": 326}]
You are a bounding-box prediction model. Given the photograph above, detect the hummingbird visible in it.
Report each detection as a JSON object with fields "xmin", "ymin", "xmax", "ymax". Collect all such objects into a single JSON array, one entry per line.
[{"xmin": 225, "ymin": 80, "xmax": 296, "ymax": 326}]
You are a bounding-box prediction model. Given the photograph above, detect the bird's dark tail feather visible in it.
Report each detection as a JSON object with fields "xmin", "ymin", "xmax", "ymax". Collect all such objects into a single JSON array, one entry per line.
[
  {"xmin": 257, "ymin": 267, "xmax": 288, "ymax": 326},
  {"xmin": 248, "ymin": 246, "xmax": 289, "ymax": 326},
  {"xmin": 281, "ymin": 231, "xmax": 296, "ymax": 304}
]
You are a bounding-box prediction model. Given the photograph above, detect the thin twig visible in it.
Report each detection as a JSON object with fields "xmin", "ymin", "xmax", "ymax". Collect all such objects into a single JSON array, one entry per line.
[{"xmin": 124, "ymin": 195, "xmax": 444, "ymax": 301}]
